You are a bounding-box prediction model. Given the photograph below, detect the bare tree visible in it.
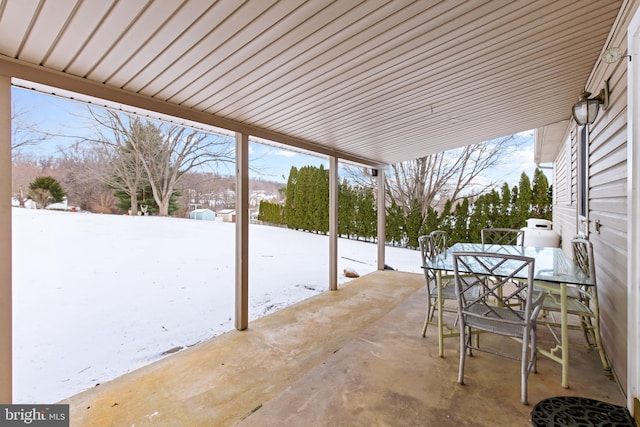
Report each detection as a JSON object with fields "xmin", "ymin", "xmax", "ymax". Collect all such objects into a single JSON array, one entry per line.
[
  {"xmin": 176, "ymin": 172, "xmax": 225, "ymax": 215},
  {"xmin": 67, "ymin": 127, "xmax": 148, "ymax": 215},
  {"xmin": 348, "ymin": 135, "xmax": 517, "ymax": 220},
  {"xmin": 86, "ymin": 109, "xmax": 234, "ymax": 216},
  {"xmin": 57, "ymin": 143, "xmax": 120, "ymax": 212},
  {"xmin": 12, "ymin": 154, "xmax": 41, "ymax": 206},
  {"xmin": 89, "ymin": 188, "xmax": 120, "ymax": 214},
  {"xmin": 11, "ymin": 105, "xmax": 49, "ymax": 155}
]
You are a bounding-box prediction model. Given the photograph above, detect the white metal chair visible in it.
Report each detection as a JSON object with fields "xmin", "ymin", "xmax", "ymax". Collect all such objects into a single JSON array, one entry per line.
[
  {"xmin": 481, "ymin": 228, "xmax": 524, "ymax": 246},
  {"xmin": 453, "ymin": 251, "xmax": 545, "ymax": 405},
  {"xmin": 421, "ymin": 231, "xmax": 483, "ymax": 357},
  {"xmin": 481, "ymin": 228, "xmax": 525, "ymax": 305},
  {"xmin": 419, "ymin": 231, "xmax": 475, "ymax": 358},
  {"xmin": 535, "ymin": 238, "xmax": 610, "ymax": 371},
  {"xmin": 430, "ymin": 230, "xmax": 448, "ymax": 255},
  {"xmin": 419, "ymin": 232, "xmax": 457, "ymax": 337}
]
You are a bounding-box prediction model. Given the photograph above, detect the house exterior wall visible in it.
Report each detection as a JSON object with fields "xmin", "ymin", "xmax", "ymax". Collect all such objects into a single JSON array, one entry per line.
[
  {"xmin": 551, "ymin": 2, "xmax": 637, "ymax": 395},
  {"xmin": 551, "ymin": 134, "xmax": 575, "ymax": 253}
]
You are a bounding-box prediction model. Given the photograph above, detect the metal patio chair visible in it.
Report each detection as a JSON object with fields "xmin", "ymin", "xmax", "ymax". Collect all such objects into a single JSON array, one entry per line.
[
  {"xmin": 453, "ymin": 251, "xmax": 545, "ymax": 405},
  {"xmin": 481, "ymin": 228, "xmax": 526, "ymax": 305},
  {"xmin": 420, "ymin": 231, "xmax": 483, "ymax": 358},
  {"xmin": 535, "ymin": 238, "xmax": 610, "ymax": 371},
  {"xmin": 419, "ymin": 232, "xmax": 458, "ymax": 338},
  {"xmin": 481, "ymin": 228, "xmax": 525, "ymax": 246}
]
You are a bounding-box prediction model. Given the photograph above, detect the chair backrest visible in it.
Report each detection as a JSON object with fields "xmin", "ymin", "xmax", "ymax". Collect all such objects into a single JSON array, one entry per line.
[
  {"xmin": 429, "ymin": 230, "xmax": 448, "ymax": 256},
  {"xmin": 452, "ymin": 252, "xmax": 543, "ymax": 326},
  {"xmin": 418, "ymin": 234, "xmax": 437, "ymax": 286},
  {"xmin": 481, "ymin": 228, "xmax": 524, "ymax": 246},
  {"xmin": 571, "ymin": 237, "xmax": 597, "ymax": 289},
  {"xmin": 418, "ymin": 235, "xmax": 432, "ymax": 264}
]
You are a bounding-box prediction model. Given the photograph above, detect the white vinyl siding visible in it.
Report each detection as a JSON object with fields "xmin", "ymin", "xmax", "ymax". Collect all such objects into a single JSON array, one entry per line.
[{"xmin": 551, "ymin": 4, "xmax": 633, "ymax": 394}]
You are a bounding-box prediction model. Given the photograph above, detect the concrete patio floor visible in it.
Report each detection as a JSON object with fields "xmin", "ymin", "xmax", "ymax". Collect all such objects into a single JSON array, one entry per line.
[{"xmin": 62, "ymin": 270, "xmax": 625, "ymax": 426}]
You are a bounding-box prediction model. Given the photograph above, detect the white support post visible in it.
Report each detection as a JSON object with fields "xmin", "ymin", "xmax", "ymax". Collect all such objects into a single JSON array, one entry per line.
[
  {"xmin": 0, "ymin": 74, "xmax": 12, "ymax": 403},
  {"xmin": 329, "ymin": 156, "xmax": 338, "ymax": 291},
  {"xmin": 628, "ymin": 8, "xmax": 640, "ymax": 414},
  {"xmin": 377, "ymin": 168, "xmax": 386, "ymax": 270},
  {"xmin": 235, "ymin": 132, "xmax": 249, "ymax": 330}
]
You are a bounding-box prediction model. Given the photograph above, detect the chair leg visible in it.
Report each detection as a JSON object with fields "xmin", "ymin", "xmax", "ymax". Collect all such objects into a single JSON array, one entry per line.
[
  {"xmin": 530, "ymin": 325, "xmax": 538, "ymax": 375},
  {"xmin": 583, "ymin": 296, "xmax": 610, "ymax": 371},
  {"xmin": 521, "ymin": 331, "xmax": 530, "ymax": 405},
  {"xmin": 421, "ymin": 309, "xmax": 429, "ymax": 337},
  {"xmin": 593, "ymin": 328, "xmax": 610, "ymax": 371},
  {"xmin": 591, "ymin": 311, "xmax": 610, "ymax": 371},
  {"xmin": 458, "ymin": 324, "xmax": 467, "ymax": 385},
  {"xmin": 422, "ymin": 298, "xmax": 435, "ymax": 337}
]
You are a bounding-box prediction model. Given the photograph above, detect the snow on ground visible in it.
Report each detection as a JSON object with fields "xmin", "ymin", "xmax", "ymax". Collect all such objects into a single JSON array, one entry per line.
[{"xmin": 12, "ymin": 207, "xmax": 422, "ymax": 404}]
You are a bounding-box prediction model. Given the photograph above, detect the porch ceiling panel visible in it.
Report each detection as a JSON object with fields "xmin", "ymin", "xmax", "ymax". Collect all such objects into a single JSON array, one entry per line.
[{"xmin": 0, "ymin": 0, "xmax": 622, "ymax": 165}]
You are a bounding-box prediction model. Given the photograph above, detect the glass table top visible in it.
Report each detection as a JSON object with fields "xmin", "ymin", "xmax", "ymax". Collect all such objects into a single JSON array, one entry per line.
[{"xmin": 423, "ymin": 243, "xmax": 593, "ymax": 286}]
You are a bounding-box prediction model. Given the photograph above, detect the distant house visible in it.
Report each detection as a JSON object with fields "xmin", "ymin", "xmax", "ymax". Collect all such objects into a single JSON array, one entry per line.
[
  {"xmin": 189, "ymin": 209, "xmax": 216, "ymax": 221},
  {"xmin": 217, "ymin": 209, "xmax": 236, "ymax": 223}
]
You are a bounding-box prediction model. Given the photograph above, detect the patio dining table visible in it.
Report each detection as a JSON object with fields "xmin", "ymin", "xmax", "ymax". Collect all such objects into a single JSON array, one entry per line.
[{"xmin": 423, "ymin": 242, "xmax": 594, "ymax": 388}]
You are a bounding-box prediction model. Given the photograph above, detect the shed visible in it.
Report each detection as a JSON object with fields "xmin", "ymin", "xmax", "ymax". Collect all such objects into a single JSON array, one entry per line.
[
  {"xmin": 189, "ymin": 209, "xmax": 216, "ymax": 221},
  {"xmin": 217, "ymin": 209, "xmax": 236, "ymax": 223}
]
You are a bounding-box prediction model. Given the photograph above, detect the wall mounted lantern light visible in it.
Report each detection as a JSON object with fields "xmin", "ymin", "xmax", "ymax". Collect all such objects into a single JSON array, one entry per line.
[
  {"xmin": 572, "ymin": 87, "xmax": 608, "ymax": 126},
  {"xmin": 572, "ymin": 47, "xmax": 629, "ymax": 126}
]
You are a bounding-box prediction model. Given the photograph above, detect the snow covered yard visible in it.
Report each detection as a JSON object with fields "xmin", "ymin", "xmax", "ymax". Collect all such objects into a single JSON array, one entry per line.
[{"xmin": 12, "ymin": 208, "xmax": 421, "ymax": 404}]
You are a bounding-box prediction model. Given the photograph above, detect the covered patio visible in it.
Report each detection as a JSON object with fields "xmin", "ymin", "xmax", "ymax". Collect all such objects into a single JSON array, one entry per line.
[
  {"xmin": 1, "ymin": 0, "xmax": 638, "ymax": 422},
  {"xmin": 62, "ymin": 271, "xmax": 623, "ymax": 426}
]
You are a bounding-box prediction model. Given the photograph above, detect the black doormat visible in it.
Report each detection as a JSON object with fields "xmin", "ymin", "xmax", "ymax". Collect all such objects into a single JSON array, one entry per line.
[{"xmin": 531, "ymin": 396, "xmax": 636, "ymax": 427}]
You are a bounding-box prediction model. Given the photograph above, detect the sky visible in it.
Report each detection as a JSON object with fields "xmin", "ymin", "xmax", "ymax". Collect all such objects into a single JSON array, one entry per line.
[
  {"xmin": 12, "ymin": 207, "xmax": 422, "ymax": 404},
  {"xmin": 11, "ymin": 86, "xmax": 540, "ymax": 187},
  {"xmin": 12, "ymin": 87, "xmax": 330, "ymax": 183}
]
